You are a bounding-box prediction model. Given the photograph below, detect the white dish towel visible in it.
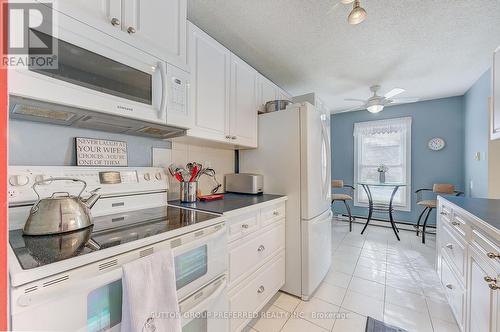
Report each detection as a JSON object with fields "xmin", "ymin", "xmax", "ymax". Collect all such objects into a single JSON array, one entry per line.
[{"xmin": 121, "ymin": 249, "xmax": 182, "ymax": 332}]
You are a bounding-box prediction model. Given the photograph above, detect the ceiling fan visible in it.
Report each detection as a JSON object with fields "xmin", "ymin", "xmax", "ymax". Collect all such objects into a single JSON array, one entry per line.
[
  {"xmin": 344, "ymin": 85, "xmax": 420, "ymax": 113},
  {"xmin": 329, "ymin": 0, "xmax": 368, "ymax": 25}
]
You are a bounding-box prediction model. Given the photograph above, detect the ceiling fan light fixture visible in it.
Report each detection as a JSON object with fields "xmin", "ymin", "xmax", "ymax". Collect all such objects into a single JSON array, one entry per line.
[
  {"xmin": 367, "ymin": 104, "xmax": 384, "ymax": 113},
  {"xmin": 348, "ymin": 0, "xmax": 367, "ymax": 25}
]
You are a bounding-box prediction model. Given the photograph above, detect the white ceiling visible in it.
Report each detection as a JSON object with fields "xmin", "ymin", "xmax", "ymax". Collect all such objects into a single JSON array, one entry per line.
[{"xmin": 187, "ymin": 0, "xmax": 500, "ymax": 113}]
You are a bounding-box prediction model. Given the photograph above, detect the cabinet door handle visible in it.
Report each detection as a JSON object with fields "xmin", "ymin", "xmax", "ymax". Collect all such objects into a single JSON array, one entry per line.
[
  {"xmin": 241, "ymin": 223, "xmax": 249, "ymax": 229},
  {"xmin": 257, "ymin": 245, "xmax": 265, "ymax": 252},
  {"xmin": 487, "ymin": 252, "xmax": 500, "ymax": 259},
  {"xmin": 273, "ymin": 211, "xmax": 280, "ymax": 216},
  {"xmin": 445, "ymin": 243, "xmax": 453, "ymax": 250},
  {"xmin": 225, "ymin": 135, "xmax": 231, "ymax": 139},
  {"xmin": 127, "ymin": 26, "xmax": 136, "ymax": 34},
  {"xmin": 257, "ymin": 285, "xmax": 265, "ymax": 293},
  {"xmin": 110, "ymin": 18, "xmax": 121, "ymax": 26},
  {"xmin": 489, "ymin": 283, "xmax": 499, "ymax": 290},
  {"xmin": 445, "ymin": 284, "xmax": 453, "ymax": 290},
  {"xmin": 451, "ymin": 221, "xmax": 460, "ymax": 226},
  {"xmin": 440, "ymin": 211, "xmax": 448, "ymax": 216},
  {"xmin": 231, "ymin": 136, "xmax": 237, "ymax": 140},
  {"xmin": 484, "ymin": 276, "xmax": 497, "ymax": 283}
]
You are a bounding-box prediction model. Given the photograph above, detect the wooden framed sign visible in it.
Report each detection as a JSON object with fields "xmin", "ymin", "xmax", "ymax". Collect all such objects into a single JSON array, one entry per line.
[{"xmin": 75, "ymin": 137, "xmax": 128, "ymax": 166}]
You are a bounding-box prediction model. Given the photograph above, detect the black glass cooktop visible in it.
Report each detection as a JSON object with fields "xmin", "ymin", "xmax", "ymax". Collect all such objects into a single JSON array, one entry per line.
[{"xmin": 9, "ymin": 206, "xmax": 220, "ymax": 270}]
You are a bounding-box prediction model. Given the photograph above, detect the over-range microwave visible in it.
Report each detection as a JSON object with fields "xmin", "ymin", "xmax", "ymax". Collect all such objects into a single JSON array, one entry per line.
[{"xmin": 9, "ymin": 11, "xmax": 189, "ymax": 138}]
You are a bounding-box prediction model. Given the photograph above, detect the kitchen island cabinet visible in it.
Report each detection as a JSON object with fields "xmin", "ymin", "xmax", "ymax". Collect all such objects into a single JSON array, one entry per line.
[{"xmin": 437, "ymin": 196, "xmax": 500, "ymax": 332}]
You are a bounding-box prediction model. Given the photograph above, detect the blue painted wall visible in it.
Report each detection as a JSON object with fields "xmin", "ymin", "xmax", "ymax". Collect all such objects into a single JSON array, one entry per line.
[
  {"xmin": 331, "ymin": 97, "xmax": 465, "ymax": 225},
  {"xmin": 463, "ymin": 69, "xmax": 491, "ymax": 198},
  {"xmin": 9, "ymin": 120, "xmax": 171, "ymax": 166}
]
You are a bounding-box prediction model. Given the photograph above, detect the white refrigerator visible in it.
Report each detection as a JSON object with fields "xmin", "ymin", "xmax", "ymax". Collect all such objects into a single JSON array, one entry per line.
[{"xmin": 240, "ymin": 102, "xmax": 332, "ymax": 300}]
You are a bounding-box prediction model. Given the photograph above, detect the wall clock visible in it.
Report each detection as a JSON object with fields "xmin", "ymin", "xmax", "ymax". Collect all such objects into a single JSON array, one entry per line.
[{"xmin": 428, "ymin": 137, "xmax": 446, "ymax": 151}]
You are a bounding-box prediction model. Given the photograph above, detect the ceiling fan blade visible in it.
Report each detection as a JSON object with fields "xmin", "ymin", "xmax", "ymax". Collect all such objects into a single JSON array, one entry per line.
[
  {"xmin": 341, "ymin": 106, "xmax": 366, "ymax": 113},
  {"xmin": 384, "ymin": 88, "xmax": 405, "ymax": 99},
  {"xmin": 344, "ymin": 98, "xmax": 366, "ymax": 103},
  {"xmin": 390, "ymin": 97, "xmax": 420, "ymax": 104}
]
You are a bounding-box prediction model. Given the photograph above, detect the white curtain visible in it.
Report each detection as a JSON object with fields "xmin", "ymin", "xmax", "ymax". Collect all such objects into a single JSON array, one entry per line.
[{"xmin": 353, "ymin": 117, "xmax": 412, "ymax": 211}]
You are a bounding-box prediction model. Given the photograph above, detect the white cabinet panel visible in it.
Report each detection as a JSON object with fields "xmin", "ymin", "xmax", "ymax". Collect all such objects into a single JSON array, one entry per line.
[
  {"xmin": 259, "ymin": 76, "xmax": 279, "ymax": 112},
  {"xmin": 54, "ymin": 0, "xmax": 187, "ymax": 69},
  {"xmin": 468, "ymin": 248, "xmax": 499, "ymax": 332},
  {"xmin": 187, "ymin": 22, "xmax": 230, "ymax": 141},
  {"xmin": 229, "ymin": 54, "xmax": 258, "ymax": 148},
  {"xmin": 121, "ymin": 0, "xmax": 187, "ymax": 67},
  {"xmin": 493, "ymin": 46, "xmax": 500, "ymax": 140}
]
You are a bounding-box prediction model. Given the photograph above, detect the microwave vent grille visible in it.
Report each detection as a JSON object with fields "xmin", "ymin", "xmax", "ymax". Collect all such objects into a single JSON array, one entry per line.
[
  {"xmin": 99, "ymin": 259, "xmax": 118, "ymax": 271},
  {"xmin": 139, "ymin": 247, "xmax": 154, "ymax": 258},
  {"xmin": 43, "ymin": 275, "xmax": 69, "ymax": 288}
]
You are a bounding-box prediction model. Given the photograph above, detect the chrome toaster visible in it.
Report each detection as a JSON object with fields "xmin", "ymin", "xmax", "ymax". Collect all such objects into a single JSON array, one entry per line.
[{"xmin": 225, "ymin": 173, "xmax": 263, "ymax": 194}]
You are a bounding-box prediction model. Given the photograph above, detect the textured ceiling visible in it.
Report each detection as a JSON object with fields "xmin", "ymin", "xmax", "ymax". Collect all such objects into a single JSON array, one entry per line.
[{"xmin": 187, "ymin": 0, "xmax": 500, "ymax": 113}]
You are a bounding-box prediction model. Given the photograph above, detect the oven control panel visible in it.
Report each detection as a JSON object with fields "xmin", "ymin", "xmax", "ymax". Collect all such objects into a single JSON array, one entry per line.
[{"xmin": 8, "ymin": 166, "xmax": 169, "ymax": 204}]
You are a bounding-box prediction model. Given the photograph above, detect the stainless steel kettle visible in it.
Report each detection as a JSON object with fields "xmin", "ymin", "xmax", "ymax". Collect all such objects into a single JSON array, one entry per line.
[{"xmin": 23, "ymin": 177, "xmax": 101, "ymax": 236}]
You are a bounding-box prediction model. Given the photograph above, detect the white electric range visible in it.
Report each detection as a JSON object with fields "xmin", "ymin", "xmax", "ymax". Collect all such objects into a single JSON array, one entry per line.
[{"xmin": 7, "ymin": 166, "xmax": 228, "ymax": 332}]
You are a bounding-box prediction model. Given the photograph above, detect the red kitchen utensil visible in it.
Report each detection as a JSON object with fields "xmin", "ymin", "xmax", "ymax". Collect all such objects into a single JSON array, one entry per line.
[
  {"xmin": 199, "ymin": 194, "xmax": 224, "ymax": 201},
  {"xmin": 174, "ymin": 172, "xmax": 183, "ymax": 182},
  {"xmin": 189, "ymin": 165, "xmax": 199, "ymax": 182}
]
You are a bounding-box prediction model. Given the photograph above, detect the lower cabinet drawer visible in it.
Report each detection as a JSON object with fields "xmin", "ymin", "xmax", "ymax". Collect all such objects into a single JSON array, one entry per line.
[
  {"xmin": 227, "ymin": 210, "xmax": 260, "ymax": 243},
  {"xmin": 260, "ymin": 202, "xmax": 285, "ymax": 227},
  {"xmin": 228, "ymin": 222, "xmax": 285, "ymax": 285},
  {"xmin": 442, "ymin": 223, "xmax": 467, "ymax": 278},
  {"xmin": 229, "ymin": 252, "xmax": 285, "ymax": 332},
  {"xmin": 441, "ymin": 252, "xmax": 465, "ymax": 329}
]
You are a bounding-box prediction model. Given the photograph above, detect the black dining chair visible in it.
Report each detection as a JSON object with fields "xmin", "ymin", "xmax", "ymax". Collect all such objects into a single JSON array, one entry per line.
[
  {"xmin": 331, "ymin": 180, "xmax": 355, "ymax": 232},
  {"xmin": 415, "ymin": 184, "xmax": 463, "ymax": 243}
]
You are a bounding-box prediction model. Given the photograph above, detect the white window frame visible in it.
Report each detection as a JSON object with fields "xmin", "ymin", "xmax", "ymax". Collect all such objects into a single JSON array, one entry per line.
[{"xmin": 353, "ymin": 117, "xmax": 412, "ymax": 212}]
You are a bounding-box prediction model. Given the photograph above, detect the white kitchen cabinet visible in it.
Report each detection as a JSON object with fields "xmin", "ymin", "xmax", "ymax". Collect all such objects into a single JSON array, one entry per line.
[
  {"xmin": 468, "ymin": 248, "xmax": 499, "ymax": 332},
  {"xmin": 224, "ymin": 199, "xmax": 287, "ymax": 332},
  {"xmin": 229, "ymin": 54, "xmax": 258, "ymax": 148},
  {"xmin": 437, "ymin": 197, "xmax": 500, "ymax": 332},
  {"xmin": 53, "ymin": 0, "xmax": 187, "ymax": 69},
  {"xmin": 185, "ymin": 22, "xmax": 230, "ymax": 142},
  {"xmin": 492, "ymin": 46, "xmax": 500, "ymax": 140},
  {"xmin": 176, "ymin": 23, "xmax": 258, "ymax": 149},
  {"xmin": 259, "ymin": 76, "xmax": 279, "ymax": 113}
]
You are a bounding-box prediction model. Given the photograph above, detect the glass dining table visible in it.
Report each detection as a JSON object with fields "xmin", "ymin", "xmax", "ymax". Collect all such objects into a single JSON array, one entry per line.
[{"xmin": 357, "ymin": 181, "xmax": 407, "ymax": 241}]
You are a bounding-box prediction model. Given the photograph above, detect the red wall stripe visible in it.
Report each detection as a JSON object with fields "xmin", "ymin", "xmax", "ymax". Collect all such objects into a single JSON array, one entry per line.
[{"xmin": 0, "ymin": 0, "xmax": 8, "ymax": 329}]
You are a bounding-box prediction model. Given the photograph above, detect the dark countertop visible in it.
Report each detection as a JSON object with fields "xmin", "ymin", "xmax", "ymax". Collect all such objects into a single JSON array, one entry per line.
[
  {"xmin": 443, "ymin": 196, "xmax": 500, "ymax": 231},
  {"xmin": 168, "ymin": 193, "xmax": 286, "ymax": 215}
]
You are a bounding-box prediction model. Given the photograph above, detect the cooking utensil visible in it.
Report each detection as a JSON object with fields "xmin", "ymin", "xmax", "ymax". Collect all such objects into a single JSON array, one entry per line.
[
  {"xmin": 189, "ymin": 164, "xmax": 199, "ymax": 182},
  {"xmin": 23, "ymin": 178, "xmax": 101, "ymax": 236},
  {"xmin": 262, "ymin": 100, "xmax": 292, "ymax": 114}
]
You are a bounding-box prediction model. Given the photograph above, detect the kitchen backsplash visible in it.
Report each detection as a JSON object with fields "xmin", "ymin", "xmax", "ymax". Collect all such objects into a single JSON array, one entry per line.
[{"xmin": 9, "ymin": 120, "xmax": 235, "ymax": 199}]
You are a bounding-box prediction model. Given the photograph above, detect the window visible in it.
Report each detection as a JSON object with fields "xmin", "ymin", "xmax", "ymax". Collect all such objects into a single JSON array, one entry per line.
[{"xmin": 353, "ymin": 117, "xmax": 412, "ymax": 211}]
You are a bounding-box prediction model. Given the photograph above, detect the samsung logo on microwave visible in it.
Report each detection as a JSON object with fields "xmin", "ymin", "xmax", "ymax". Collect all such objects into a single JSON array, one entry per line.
[{"xmin": 116, "ymin": 105, "xmax": 134, "ymax": 112}]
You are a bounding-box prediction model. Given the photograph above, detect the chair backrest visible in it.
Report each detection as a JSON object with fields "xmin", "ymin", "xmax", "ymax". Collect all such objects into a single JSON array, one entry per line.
[
  {"xmin": 433, "ymin": 183, "xmax": 455, "ymax": 194},
  {"xmin": 332, "ymin": 180, "xmax": 344, "ymax": 188}
]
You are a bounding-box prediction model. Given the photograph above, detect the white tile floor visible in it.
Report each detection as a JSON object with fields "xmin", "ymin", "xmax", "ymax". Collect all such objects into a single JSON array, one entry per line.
[{"xmin": 246, "ymin": 218, "xmax": 460, "ymax": 332}]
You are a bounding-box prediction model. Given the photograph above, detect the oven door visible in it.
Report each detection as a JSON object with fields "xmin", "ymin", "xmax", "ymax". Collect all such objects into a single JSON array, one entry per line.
[
  {"xmin": 180, "ymin": 275, "xmax": 228, "ymax": 332},
  {"xmin": 173, "ymin": 224, "xmax": 227, "ymax": 300},
  {"xmin": 9, "ymin": 11, "xmax": 168, "ymax": 124}
]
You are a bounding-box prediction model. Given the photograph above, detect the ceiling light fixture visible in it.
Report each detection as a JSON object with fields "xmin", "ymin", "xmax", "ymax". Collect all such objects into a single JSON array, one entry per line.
[
  {"xmin": 348, "ymin": 0, "xmax": 367, "ymax": 25},
  {"xmin": 367, "ymin": 104, "xmax": 384, "ymax": 113},
  {"xmin": 340, "ymin": 0, "xmax": 355, "ymax": 4}
]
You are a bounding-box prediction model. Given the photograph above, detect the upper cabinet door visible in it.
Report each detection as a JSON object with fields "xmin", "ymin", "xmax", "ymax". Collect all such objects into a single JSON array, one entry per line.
[
  {"xmin": 122, "ymin": 0, "xmax": 187, "ymax": 69},
  {"xmin": 230, "ymin": 54, "xmax": 258, "ymax": 148},
  {"xmin": 55, "ymin": 0, "xmax": 122, "ymax": 33},
  {"xmin": 492, "ymin": 46, "xmax": 500, "ymax": 140},
  {"xmin": 260, "ymin": 76, "xmax": 279, "ymax": 112},
  {"xmin": 187, "ymin": 22, "xmax": 230, "ymax": 140}
]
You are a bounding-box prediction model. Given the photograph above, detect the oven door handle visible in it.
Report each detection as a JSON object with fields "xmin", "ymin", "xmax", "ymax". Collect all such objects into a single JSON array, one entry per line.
[
  {"xmin": 158, "ymin": 61, "xmax": 168, "ymax": 120},
  {"xmin": 180, "ymin": 276, "xmax": 227, "ymax": 315}
]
